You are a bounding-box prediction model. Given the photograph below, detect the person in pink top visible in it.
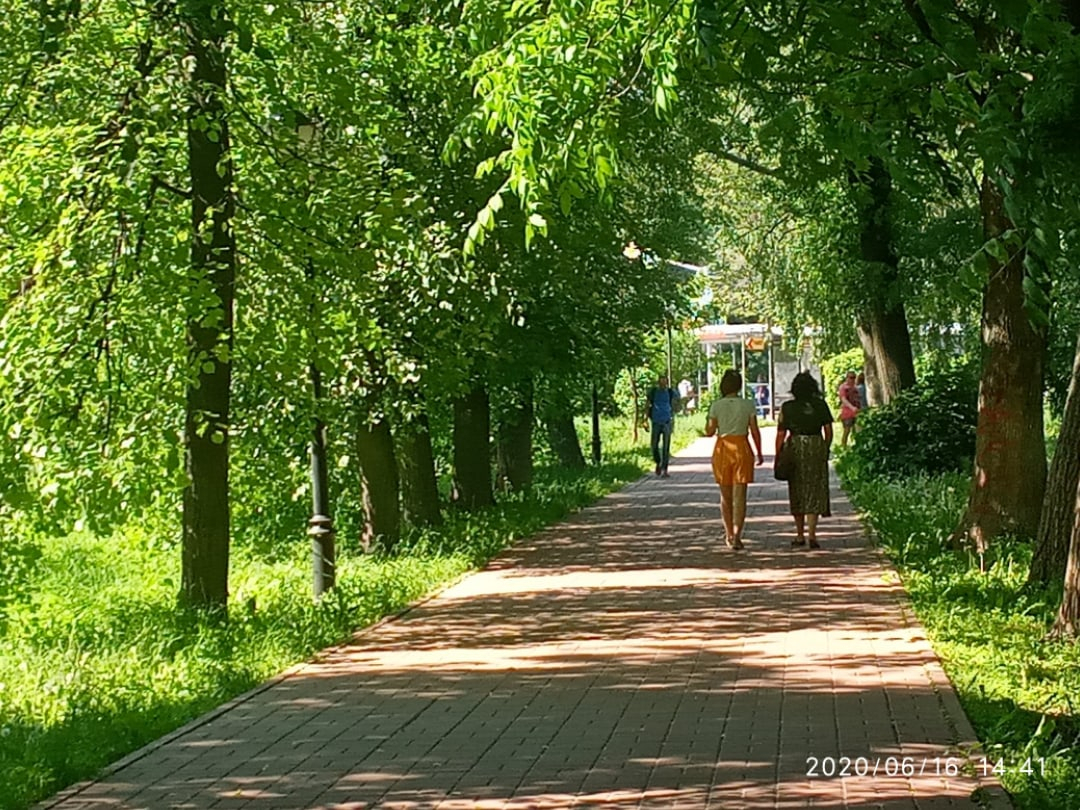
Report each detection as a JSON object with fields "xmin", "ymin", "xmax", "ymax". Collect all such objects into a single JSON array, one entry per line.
[{"xmin": 837, "ymin": 370, "xmax": 861, "ymax": 447}]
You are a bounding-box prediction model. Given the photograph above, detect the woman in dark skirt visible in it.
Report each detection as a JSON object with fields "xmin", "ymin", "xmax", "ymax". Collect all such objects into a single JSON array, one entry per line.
[{"xmin": 775, "ymin": 372, "xmax": 834, "ymax": 549}]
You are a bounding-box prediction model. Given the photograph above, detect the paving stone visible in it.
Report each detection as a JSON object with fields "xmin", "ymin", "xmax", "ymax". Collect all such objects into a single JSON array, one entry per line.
[{"xmin": 36, "ymin": 432, "xmax": 1009, "ymax": 810}]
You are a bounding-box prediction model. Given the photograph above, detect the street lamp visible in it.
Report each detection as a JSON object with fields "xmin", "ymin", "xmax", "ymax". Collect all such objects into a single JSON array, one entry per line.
[
  {"xmin": 591, "ymin": 383, "xmax": 602, "ymax": 465},
  {"xmin": 297, "ymin": 113, "xmax": 335, "ymax": 598},
  {"xmin": 308, "ymin": 352, "xmax": 335, "ymax": 598},
  {"xmin": 665, "ymin": 312, "xmax": 674, "ymax": 385}
]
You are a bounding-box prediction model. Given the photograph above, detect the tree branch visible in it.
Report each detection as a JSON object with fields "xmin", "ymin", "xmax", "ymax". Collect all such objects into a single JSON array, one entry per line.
[
  {"xmin": 709, "ymin": 147, "xmax": 786, "ymax": 180},
  {"xmin": 901, "ymin": 0, "xmax": 941, "ymax": 46},
  {"xmin": 151, "ymin": 175, "xmax": 192, "ymax": 199}
]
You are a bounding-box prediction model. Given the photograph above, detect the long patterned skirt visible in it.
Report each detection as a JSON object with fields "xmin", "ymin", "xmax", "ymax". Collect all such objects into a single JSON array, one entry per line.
[{"xmin": 787, "ymin": 434, "xmax": 830, "ymax": 517}]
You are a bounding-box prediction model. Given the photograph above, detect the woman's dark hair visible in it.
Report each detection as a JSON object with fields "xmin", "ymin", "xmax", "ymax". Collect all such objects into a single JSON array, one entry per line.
[
  {"xmin": 790, "ymin": 371, "xmax": 821, "ymax": 400},
  {"xmin": 719, "ymin": 369, "xmax": 742, "ymax": 396}
]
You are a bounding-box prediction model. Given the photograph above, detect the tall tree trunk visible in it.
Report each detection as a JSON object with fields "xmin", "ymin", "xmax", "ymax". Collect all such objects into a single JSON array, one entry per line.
[
  {"xmin": 496, "ymin": 378, "xmax": 534, "ymax": 492},
  {"xmin": 852, "ymin": 158, "xmax": 916, "ymax": 405},
  {"xmin": 856, "ymin": 319, "xmax": 885, "ymax": 407},
  {"xmin": 1039, "ymin": 0, "xmax": 1080, "ymax": 606},
  {"xmin": 542, "ymin": 387, "xmax": 586, "ymax": 470},
  {"xmin": 452, "ymin": 385, "xmax": 493, "ymax": 509},
  {"xmin": 179, "ymin": 0, "xmax": 234, "ymax": 611},
  {"xmin": 1049, "ymin": 475, "xmax": 1080, "ymax": 639},
  {"xmin": 547, "ymin": 413, "xmax": 586, "ymax": 469},
  {"xmin": 856, "ymin": 303, "xmax": 915, "ymax": 405},
  {"xmin": 357, "ymin": 414, "xmax": 401, "ymax": 551},
  {"xmin": 399, "ymin": 412, "xmax": 442, "ymax": 529},
  {"xmin": 955, "ymin": 176, "xmax": 1047, "ymax": 553},
  {"xmin": 1029, "ymin": 329, "xmax": 1080, "ymax": 588}
]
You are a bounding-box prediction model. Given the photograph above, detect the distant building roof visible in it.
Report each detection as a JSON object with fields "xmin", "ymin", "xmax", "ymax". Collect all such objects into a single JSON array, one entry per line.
[{"xmin": 696, "ymin": 323, "xmax": 782, "ymax": 342}]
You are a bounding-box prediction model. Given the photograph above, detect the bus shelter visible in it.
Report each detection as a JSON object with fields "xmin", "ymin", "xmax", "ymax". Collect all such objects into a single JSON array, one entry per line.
[{"xmin": 695, "ymin": 323, "xmax": 784, "ymax": 419}]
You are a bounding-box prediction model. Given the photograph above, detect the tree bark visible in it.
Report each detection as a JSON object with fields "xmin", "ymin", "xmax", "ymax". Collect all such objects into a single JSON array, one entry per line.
[
  {"xmin": 547, "ymin": 413, "xmax": 586, "ymax": 469},
  {"xmin": 399, "ymin": 412, "xmax": 442, "ymax": 529},
  {"xmin": 856, "ymin": 318, "xmax": 885, "ymax": 407},
  {"xmin": 955, "ymin": 176, "xmax": 1047, "ymax": 553},
  {"xmin": 1049, "ymin": 474, "xmax": 1080, "ymax": 639},
  {"xmin": 496, "ymin": 378, "xmax": 534, "ymax": 492},
  {"xmin": 357, "ymin": 414, "xmax": 401, "ymax": 551},
  {"xmin": 852, "ymin": 158, "xmax": 916, "ymax": 405},
  {"xmin": 542, "ymin": 387, "xmax": 586, "ymax": 470},
  {"xmin": 179, "ymin": 0, "xmax": 234, "ymax": 611},
  {"xmin": 857, "ymin": 303, "xmax": 915, "ymax": 405},
  {"xmin": 452, "ymin": 385, "xmax": 494, "ymax": 509},
  {"xmin": 1029, "ymin": 329, "xmax": 1080, "ymax": 588}
]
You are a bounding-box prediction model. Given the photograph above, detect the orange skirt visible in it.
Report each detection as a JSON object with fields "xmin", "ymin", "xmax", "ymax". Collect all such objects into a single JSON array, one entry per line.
[{"xmin": 711, "ymin": 435, "xmax": 754, "ymax": 486}]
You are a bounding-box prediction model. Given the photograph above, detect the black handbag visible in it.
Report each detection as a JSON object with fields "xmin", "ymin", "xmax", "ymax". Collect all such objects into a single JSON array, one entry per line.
[{"xmin": 774, "ymin": 437, "xmax": 795, "ymax": 481}]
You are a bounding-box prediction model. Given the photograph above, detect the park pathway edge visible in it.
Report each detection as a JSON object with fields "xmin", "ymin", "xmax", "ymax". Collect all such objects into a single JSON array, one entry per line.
[{"xmin": 38, "ymin": 432, "xmax": 1012, "ymax": 810}]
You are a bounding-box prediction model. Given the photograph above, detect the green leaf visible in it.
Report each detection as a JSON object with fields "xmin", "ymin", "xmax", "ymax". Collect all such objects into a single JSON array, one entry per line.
[
  {"xmin": 743, "ymin": 47, "xmax": 767, "ymax": 80},
  {"xmin": 1026, "ymin": 304, "xmax": 1051, "ymax": 330},
  {"xmin": 1022, "ymin": 274, "xmax": 1051, "ymax": 309},
  {"xmin": 559, "ymin": 185, "xmax": 572, "ymax": 215},
  {"xmin": 237, "ymin": 26, "xmax": 253, "ymax": 53},
  {"xmin": 709, "ymin": 62, "xmax": 739, "ymax": 83},
  {"xmin": 971, "ymin": 250, "xmax": 990, "ymax": 279},
  {"xmin": 984, "ymin": 238, "xmax": 1008, "ymax": 264}
]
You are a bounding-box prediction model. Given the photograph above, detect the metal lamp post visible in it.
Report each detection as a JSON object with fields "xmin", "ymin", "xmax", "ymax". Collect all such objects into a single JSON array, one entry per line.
[
  {"xmin": 591, "ymin": 382, "xmax": 602, "ymax": 465},
  {"xmin": 298, "ymin": 114, "xmax": 335, "ymax": 598},
  {"xmin": 665, "ymin": 314, "xmax": 674, "ymax": 384},
  {"xmin": 308, "ymin": 348, "xmax": 335, "ymax": 598}
]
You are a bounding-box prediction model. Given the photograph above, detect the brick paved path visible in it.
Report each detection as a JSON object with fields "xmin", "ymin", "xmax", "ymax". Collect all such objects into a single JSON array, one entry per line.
[{"xmin": 42, "ymin": 433, "xmax": 1011, "ymax": 810}]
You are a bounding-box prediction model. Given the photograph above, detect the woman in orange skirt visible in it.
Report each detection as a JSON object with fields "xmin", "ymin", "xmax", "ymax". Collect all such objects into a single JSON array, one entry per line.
[{"xmin": 705, "ymin": 370, "xmax": 764, "ymax": 548}]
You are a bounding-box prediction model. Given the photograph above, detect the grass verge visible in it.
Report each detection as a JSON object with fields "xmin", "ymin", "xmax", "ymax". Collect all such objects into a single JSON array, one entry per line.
[
  {"xmin": 834, "ymin": 456, "xmax": 1080, "ymax": 810},
  {"xmin": 0, "ymin": 417, "xmax": 698, "ymax": 810}
]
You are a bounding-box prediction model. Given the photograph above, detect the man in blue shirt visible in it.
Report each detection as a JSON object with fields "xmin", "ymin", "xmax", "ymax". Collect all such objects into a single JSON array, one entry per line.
[{"xmin": 646, "ymin": 375, "xmax": 679, "ymax": 477}]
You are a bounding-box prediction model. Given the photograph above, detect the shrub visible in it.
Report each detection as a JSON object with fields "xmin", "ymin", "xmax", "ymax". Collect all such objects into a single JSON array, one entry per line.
[
  {"xmin": 0, "ymin": 523, "xmax": 41, "ymax": 628},
  {"xmin": 844, "ymin": 357, "xmax": 978, "ymax": 479}
]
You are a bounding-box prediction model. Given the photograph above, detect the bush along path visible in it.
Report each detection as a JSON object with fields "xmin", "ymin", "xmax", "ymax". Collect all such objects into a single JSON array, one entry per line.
[{"xmin": 36, "ymin": 433, "xmax": 1008, "ymax": 810}]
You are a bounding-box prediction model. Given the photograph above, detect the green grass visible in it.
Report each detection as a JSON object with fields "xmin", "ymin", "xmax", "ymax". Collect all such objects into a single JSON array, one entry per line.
[
  {"xmin": 835, "ymin": 456, "xmax": 1080, "ymax": 810},
  {"xmin": 0, "ymin": 417, "xmax": 681, "ymax": 810}
]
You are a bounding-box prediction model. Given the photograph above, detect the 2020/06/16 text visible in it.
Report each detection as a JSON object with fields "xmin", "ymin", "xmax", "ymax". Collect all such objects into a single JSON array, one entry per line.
[{"xmin": 806, "ymin": 755, "xmax": 1050, "ymax": 779}]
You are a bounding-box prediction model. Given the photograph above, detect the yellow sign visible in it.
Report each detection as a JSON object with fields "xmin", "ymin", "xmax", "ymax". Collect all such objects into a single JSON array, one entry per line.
[{"xmin": 745, "ymin": 337, "xmax": 766, "ymax": 351}]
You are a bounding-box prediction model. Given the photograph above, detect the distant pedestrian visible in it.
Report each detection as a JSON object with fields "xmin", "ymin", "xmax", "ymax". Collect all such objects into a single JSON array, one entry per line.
[
  {"xmin": 837, "ymin": 370, "xmax": 861, "ymax": 447},
  {"xmin": 678, "ymin": 377, "xmax": 696, "ymax": 413},
  {"xmin": 705, "ymin": 370, "xmax": 764, "ymax": 549},
  {"xmin": 856, "ymin": 371, "xmax": 868, "ymax": 418},
  {"xmin": 646, "ymin": 374, "xmax": 679, "ymax": 477},
  {"xmin": 753, "ymin": 375, "xmax": 770, "ymax": 419},
  {"xmin": 777, "ymin": 371, "xmax": 834, "ymax": 549}
]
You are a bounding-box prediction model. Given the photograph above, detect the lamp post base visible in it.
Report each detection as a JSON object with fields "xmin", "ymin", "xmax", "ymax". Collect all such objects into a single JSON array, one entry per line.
[{"xmin": 309, "ymin": 514, "xmax": 336, "ymax": 599}]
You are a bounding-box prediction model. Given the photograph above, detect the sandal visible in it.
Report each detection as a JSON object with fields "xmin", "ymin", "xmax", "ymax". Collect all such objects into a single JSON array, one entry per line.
[
  {"xmin": 808, "ymin": 539, "xmax": 821, "ymax": 549},
  {"xmin": 791, "ymin": 538, "xmax": 806, "ymax": 548}
]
